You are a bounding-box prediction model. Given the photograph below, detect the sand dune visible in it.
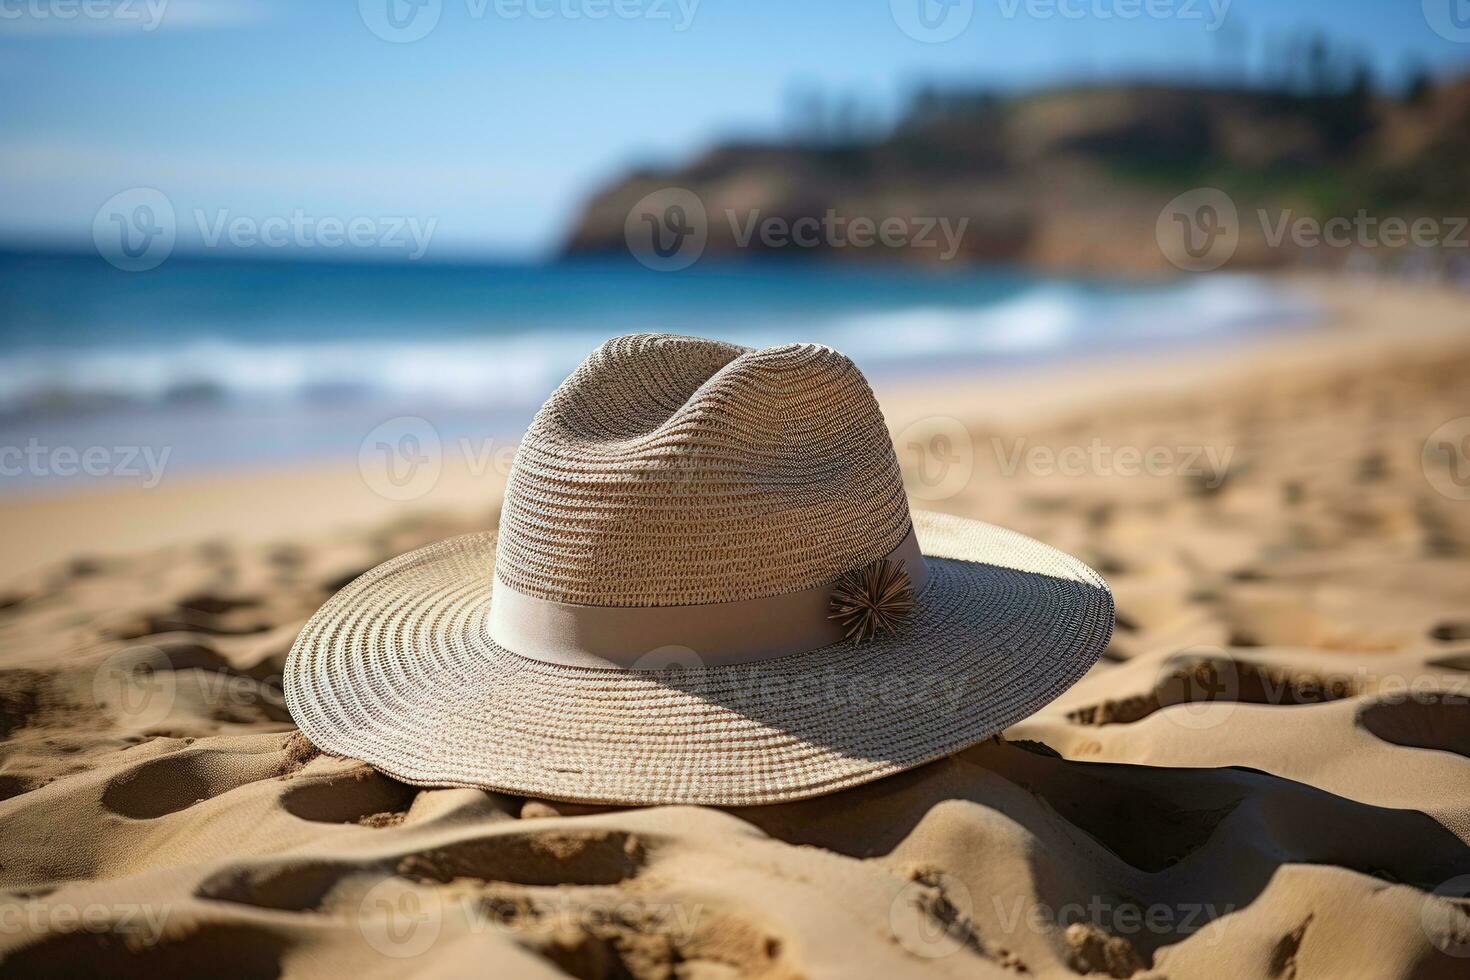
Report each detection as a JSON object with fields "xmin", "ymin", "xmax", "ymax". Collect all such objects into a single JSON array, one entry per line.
[{"xmin": 2, "ymin": 280, "xmax": 1469, "ymax": 977}]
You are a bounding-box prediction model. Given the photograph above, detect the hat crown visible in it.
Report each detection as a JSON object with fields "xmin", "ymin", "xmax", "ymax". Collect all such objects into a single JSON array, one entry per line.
[{"xmin": 495, "ymin": 333, "xmax": 912, "ymax": 607}]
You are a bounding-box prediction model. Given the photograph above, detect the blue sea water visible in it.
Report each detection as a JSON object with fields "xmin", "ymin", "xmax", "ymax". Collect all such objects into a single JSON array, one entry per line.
[{"xmin": 0, "ymin": 250, "xmax": 1316, "ymax": 492}]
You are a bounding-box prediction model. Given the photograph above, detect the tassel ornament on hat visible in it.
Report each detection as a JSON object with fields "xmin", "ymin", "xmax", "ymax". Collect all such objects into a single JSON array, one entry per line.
[{"xmin": 828, "ymin": 558, "xmax": 916, "ymax": 643}]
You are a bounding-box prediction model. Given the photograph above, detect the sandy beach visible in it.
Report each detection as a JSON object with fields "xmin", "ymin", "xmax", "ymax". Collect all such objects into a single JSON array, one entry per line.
[{"xmin": 1, "ymin": 276, "xmax": 1468, "ymax": 978}]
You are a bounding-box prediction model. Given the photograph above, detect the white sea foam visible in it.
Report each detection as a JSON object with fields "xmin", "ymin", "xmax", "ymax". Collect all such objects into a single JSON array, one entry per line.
[{"xmin": 0, "ymin": 275, "xmax": 1314, "ymax": 417}]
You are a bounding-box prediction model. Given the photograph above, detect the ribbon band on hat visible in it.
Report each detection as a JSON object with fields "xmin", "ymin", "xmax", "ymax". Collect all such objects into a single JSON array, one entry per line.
[{"xmin": 489, "ymin": 528, "xmax": 928, "ymax": 670}]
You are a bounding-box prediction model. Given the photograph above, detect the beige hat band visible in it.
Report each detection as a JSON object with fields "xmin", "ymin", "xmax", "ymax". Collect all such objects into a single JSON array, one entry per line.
[{"xmin": 488, "ymin": 528, "xmax": 928, "ymax": 670}]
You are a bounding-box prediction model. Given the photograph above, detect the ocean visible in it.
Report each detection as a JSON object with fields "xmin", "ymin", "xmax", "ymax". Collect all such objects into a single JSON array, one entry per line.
[{"xmin": 0, "ymin": 250, "xmax": 1317, "ymax": 493}]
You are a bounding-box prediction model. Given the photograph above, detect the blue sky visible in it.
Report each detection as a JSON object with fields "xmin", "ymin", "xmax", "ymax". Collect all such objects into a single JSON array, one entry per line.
[{"xmin": 2, "ymin": 0, "xmax": 1467, "ymax": 257}]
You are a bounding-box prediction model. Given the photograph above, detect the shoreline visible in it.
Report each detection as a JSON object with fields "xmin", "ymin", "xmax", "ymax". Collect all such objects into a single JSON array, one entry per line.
[{"xmin": 2, "ymin": 274, "xmax": 1466, "ymax": 586}]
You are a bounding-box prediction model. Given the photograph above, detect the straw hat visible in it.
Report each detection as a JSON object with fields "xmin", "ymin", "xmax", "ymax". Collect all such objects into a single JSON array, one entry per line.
[{"xmin": 285, "ymin": 334, "xmax": 1113, "ymax": 805}]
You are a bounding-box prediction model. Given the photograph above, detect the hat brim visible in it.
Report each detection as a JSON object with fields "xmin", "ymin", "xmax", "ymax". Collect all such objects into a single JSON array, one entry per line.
[{"xmin": 284, "ymin": 510, "xmax": 1113, "ymax": 806}]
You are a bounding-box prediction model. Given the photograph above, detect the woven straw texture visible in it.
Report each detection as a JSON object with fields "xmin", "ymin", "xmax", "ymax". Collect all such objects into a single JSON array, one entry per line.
[
  {"xmin": 284, "ymin": 334, "xmax": 1113, "ymax": 804},
  {"xmin": 494, "ymin": 334, "xmax": 911, "ymax": 606},
  {"xmin": 285, "ymin": 510, "xmax": 1113, "ymax": 805}
]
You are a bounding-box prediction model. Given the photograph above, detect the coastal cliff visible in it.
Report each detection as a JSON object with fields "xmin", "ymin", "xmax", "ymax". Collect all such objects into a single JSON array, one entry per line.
[{"xmin": 562, "ymin": 78, "xmax": 1470, "ymax": 276}]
